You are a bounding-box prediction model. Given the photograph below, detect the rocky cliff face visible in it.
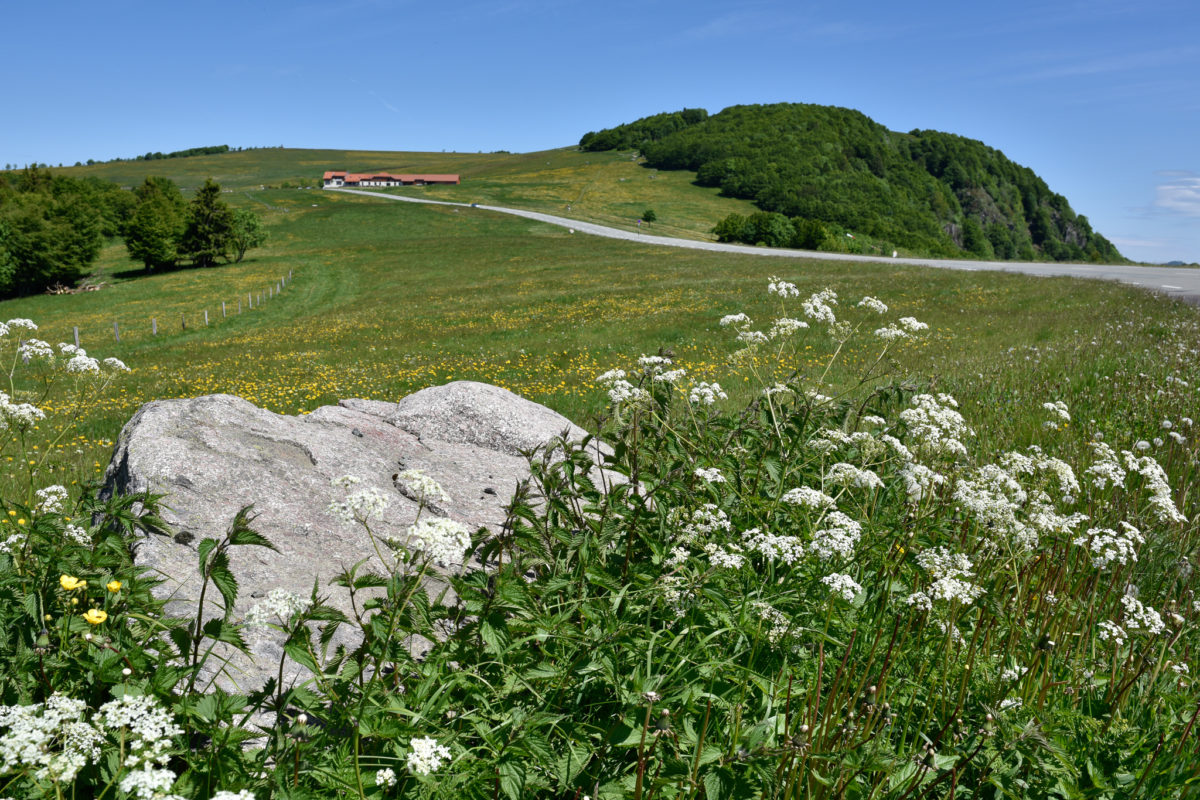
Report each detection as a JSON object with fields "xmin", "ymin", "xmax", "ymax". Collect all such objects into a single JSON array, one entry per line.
[{"xmin": 102, "ymin": 381, "xmax": 600, "ymax": 694}]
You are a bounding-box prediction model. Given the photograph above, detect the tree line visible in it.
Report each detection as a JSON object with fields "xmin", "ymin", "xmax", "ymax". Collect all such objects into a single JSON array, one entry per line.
[
  {"xmin": 0, "ymin": 168, "xmax": 266, "ymax": 297},
  {"xmin": 580, "ymin": 103, "xmax": 1123, "ymax": 263}
]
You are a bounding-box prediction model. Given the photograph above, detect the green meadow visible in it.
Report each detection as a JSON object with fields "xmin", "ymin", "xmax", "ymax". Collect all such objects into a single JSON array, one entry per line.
[
  {"xmin": 0, "ymin": 151, "xmax": 1196, "ymax": 492},
  {"xmin": 1, "ymin": 149, "xmax": 1199, "ymax": 798}
]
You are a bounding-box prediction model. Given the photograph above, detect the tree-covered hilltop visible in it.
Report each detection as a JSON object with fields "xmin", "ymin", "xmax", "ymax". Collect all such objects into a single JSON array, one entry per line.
[{"xmin": 580, "ymin": 103, "xmax": 1123, "ymax": 262}]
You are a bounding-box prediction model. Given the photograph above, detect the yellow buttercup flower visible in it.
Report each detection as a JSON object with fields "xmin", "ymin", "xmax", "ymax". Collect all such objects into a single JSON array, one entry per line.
[
  {"xmin": 82, "ymin": 608, "xmax": 107, "ymax": 625},
  {"xmin": 107, "ymin": 580, "xmax": 122, "ymax": 592},
  {"xmin": 60, "ymin": 574, "xmax": 87, "ymax": 591}
]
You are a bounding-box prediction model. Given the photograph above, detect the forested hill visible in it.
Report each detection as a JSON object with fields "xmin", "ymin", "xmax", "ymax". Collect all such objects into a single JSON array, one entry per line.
[{"xmin": 580, "ymin": 104, "xmax": 1123, "ymax": 262}]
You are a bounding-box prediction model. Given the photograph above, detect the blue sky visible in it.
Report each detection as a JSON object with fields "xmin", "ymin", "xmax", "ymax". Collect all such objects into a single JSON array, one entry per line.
[{"xmin": 4, "ymin": 0, "xmax": 1198, "ymax": 263}]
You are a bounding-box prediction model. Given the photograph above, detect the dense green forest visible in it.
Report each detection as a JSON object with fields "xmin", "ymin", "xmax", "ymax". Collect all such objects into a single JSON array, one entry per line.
[
  {"xmin": 581, "ymin": 104, "xmax": 1123, "ymax": 262},
  {"xmin": 0, "ymin": 168, "xmax": 265, "ymax": 297}
]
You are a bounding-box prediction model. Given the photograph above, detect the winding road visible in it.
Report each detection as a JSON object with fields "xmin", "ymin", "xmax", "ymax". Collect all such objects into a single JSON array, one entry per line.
[{"xmin": 329, "ymin": 187, "xmax": 1200, "ymax": 306}]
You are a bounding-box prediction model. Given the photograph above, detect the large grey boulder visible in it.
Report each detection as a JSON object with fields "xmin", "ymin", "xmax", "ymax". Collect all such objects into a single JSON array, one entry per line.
[{"xmin": 101, "ymin": 381, "xmax": 598, "ymax": 694}]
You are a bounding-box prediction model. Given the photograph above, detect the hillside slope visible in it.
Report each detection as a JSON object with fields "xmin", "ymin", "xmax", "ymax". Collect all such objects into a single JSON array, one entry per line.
[{"xmin": 581, "ymin": 104, "xmax": 1123, "ymax": 263}]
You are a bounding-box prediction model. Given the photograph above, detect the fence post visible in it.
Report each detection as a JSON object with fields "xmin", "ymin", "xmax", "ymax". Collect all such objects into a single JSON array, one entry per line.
[
  {"xmin": 113, "ymin": 321, "xmax": 120, "ymax": 342},
  {"xmin": 248, "ymin": 291, "xmax": 252, "ymax": 308},
  {"xmin": 73, "ymin": 327, "xmax": 79, "ymax": 348},
  {"xmin": 238, "ymin": 299, "xmax": 242, "ymax": 314},
  {"xmin": 181, "ymin": 312, "xmax": 186, "ymax": 330},
  {"xmin": 204, "ymin": 310, "xmax": 209, "ymax": 326},
  {"xmin": 222, "ymin": 301, "xmax": 226, "ymax": 318},
  {"xmin": 152, "ymin": 318, "xmax": 157, "ymax": 336}
]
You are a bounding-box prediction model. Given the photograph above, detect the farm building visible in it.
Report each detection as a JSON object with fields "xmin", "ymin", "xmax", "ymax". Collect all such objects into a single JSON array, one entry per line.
[{"xmin": 322, "ymin": 171, "xmax": 460, "ymax": 188}]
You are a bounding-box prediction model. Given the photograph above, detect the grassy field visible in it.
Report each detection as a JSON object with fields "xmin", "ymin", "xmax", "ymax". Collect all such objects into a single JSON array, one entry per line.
[
  {"xmin": 2, "ymin": 150, "xmax": 1199, "ymax": 798},
  {"xmin": 60, "ymin": 146, "xmax": 761, "ymax": 241},
  {"xmin": 0, "ymin": 172, "xmax": 1196, "ymax": 499}
]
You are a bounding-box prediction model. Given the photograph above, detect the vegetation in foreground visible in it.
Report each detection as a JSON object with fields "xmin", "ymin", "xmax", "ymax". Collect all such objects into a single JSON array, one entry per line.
[
  {"xmin": 581, "ymin": 104, "xmax": 1123, "ymax": 263},
  {"xmin": 0, "ymin": 275, "xmax": 1197, "ymax": 798}
]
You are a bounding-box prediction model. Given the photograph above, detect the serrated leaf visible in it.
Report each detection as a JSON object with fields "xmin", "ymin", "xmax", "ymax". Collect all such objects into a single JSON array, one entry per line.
[
  {"xmin": 197, "ymin": 538, "xmax": 219, "ymax": 573},
  {"xmin": 227, "ymin": 528, "xmax": 276, "ymax": 551},
  {"xmin": 498, "ymin": 760, "xmax": 526, "ymax": 800},
  {"xmin": 208, "ymin": 552, "xmax": 239, "ymax": 614},
  {"xmin": 202, "ymin": 617, "xmax": 248, "ymax": 652}
]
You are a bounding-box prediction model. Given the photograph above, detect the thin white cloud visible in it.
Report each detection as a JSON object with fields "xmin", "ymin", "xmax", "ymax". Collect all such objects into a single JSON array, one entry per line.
[
  {"xmin": 1153, "ymin": 173, "xmax": 1200, "ymax": 217},
  {"xmin": 1108, "ymin": 235, "xmax": 1167, "ymax": 249}
]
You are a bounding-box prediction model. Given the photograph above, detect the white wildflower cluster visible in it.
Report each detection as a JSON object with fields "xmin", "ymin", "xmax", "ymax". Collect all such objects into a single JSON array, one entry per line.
[
  {"xmin": 674, "ymin": 504, "xmax": 733, "ymax": 545},
  {"xmin": 60, "ymin": 343, "xmax": 101, "ymax": 375},
  {"xmin": 654, "ymin": 368, "xmax": 687, "ymax": 384},
  {"xmin": 752, "ymin": 601, "xmax": 792, "ymax": 644},
  {"xmin": 808, "ymin": 428, "xmax": 887, "ymax": 460},
  {"xmin": 597, "ymin": 369, "xmax": 649, "ymax": 406},
  {"xmin": 5, "ymin": 318, "xmax": 36, "ymax": 333},
  {"xmin": 762, "ymin": 383, "xmax": 792, "ymax": 398},
  {"xmin": 402, "ymin": 517, "xmax": 472, "ymax": 566},
  {"xmin": 704, "ymin": 541, "xmax": 745, "ymax": 569},
  {"xmin": 767, "ymin": 276, "xmax": 801, "ymax": 298},
  {"xmin": 736, "ymin": 329, "xmax": 769, "ymax": 346},
  {"xmin": 0, "ymin": 694, "xmax": 102, "ymax": 783},
  {"xmin": 875, "ymin": 316, "xmax": 930, "ymax": 342},
  {"xmin": 376, "ymin": 767, "xmax": 398, "ymax": 787},
  {"xmin": 1098, "ymin": 620, "xmax": 1127, "ymax": 647},
  {"xmin": 781, "ymin": 486, "xmax": 836, "ymax": 510},
  {"xmin": 1123, "ymin": 452, "xmax": 1188, "ymax": 524},
  {"xmin": 637, "ymin": 354, "xmax": 673, "ymax": 374},
  {"xmin": 856, "ymin": 296, "xmax": 888, "ymax": 314},
  {"xmin": 998, "ymin": 698, "xmax": 1023, "ymax": 712},
  {"xmin": 688, "ymin": 381, "xmax": 727, "ymax": 406},
  {"xmin": 801, "ymin": 288, "xmax": 838, "ymax": 325},
  {"xmin": 742, "ymin": 527, "xmax": 806, "ymax": 565},
  {"xmin": 1120, "ymin": 591, "xmax": 1166, "ymax": 635},
  {"xmin": 821, "ymin": 572, "xmax": 862, "ymax": 602},
  {"xmin": 104, "ymin": 357, "xmax": 130, "ymax": 372},
  {"xmin": 0, "ymin": 391, "xmax": 46, "ymax": 431},
  {"xmin": 953, "ymin": 464, "xmax": 1034, "ymax": 549},
  {"xmin": 899, "ymin": 463, "xmax": 946, "ymax": 504},
  {"xmin": 328, "ymin": 484, "xmax": 390, "ymax": 525},
  {"xmin": 768, "ymin": 317, "xmax": 809, "ymax": 339},
  {"xmin": 93, "ymin": 693, "xmax": 183, "ymax": 771},
  {"xmin": 1042, "ymin": 401, "xmax": 1071, "ymax": 424},
  {"xmin": 0, "ymin": 533, "xmax": 25, "ymax": 554},
  {"xmin": 809, "ymin": 511, "xmax": 863, "ymax": 561},
  {"xmin": 900, "ymin": 394, "xmax": 972, "ymax": 459},
  {"xmin": 63, "ymin": 524, "xmax": 91, "ymax": 546},
  {"xmin": 1073, "ymin": 522, "xmax": 1143, "ymax": 570},
  {"xmin": 719, "ymin": 313, "xmax": 751, "ymax": 327},
  {"xmin": 406, "ymin": 736, "xmax": 452, "ymax": 775},
  {"xmin": 117, "ymin": 767, "xmax": 180, "ymax": 799},
  {"xmin": 1084, "ymin": 441, "xmax": 1126, "ymax": 490},
  {"xmin": 397, "ymin": 469, "xmax": 451, "ymax": 508},
  {"xmin": 244, "ymin": 588, "xmax": 311, "ymax": 629},
  {"xmin": 906, "ymin": 547, "xmax": 985, "ymax": 609},
  {"xmin": 17, "ymin": 338, "xmax": 53, "ymax": 363},
  {"xmin": 825, "ymin": 462, "xmax": 883, "ymax": 491},
  {"xmin": 34, "ymin": 484, "xmax": 69, "ymax": 515},
  {"xmin": 694, "ymin": 467, "xmax": 726, "ymax": 483},
  {"xmin": 212, "ymin": 792, "xmax": 257, "ymax": 800},
  {"xmin": 658, "ymin": 574, "xmax": 690, "ymax": 616},
  {"xmin": 1001, "ymin": 665, "xmax": 1029, "ymax": 682}
]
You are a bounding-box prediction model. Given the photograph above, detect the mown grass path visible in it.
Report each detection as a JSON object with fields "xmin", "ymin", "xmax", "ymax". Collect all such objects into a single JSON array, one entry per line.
[{"xmin": 332, "ymin": 187, "xmax": 1200, "ymax": 304}]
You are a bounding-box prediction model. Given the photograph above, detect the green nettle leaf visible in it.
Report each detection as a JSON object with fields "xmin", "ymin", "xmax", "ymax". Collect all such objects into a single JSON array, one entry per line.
[
  {"xmin": 202, "ymin": 617, "xmax": 248, "ymax": 652},
  {"xmin": 498, "ymin": 759, "xmax": 528, "ymax": 800},
  {"xmin": 208, "ymin": 551, "xmax": 239, "ymax": 613},
  {"xmin": 197, "ymin": 537, "xmax": 219, "ymax": 573}
]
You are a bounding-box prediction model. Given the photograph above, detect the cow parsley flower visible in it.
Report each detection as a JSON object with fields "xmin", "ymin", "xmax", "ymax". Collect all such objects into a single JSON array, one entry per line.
[
  {"xmin": 6, "ymin": 318, "xmax": 36, "ymax": 331},
  {"xmin": 694, "ymin": 467, "xmax": 726, "ymax": 483},
  {"xmin": 856, "ymin": 296, "xmax": 888, "ymax": 314},
  {"xmin": 874, "ymin": 325, "xmax": 907, "ymax": 341},
  {"xmin": 1073, "ymin": 522, "xmax": 1144, "ymax": 570},
  {"xmin": 117, "ymin": 766, "xmax": 178, "ymax": 799},
  {"xmin": 244, "ymin": 589, "xmax": 311, "ymax": 630},
  {"xmin": 781, "ymin": 486, "xmax": 836, "ymax": 509},
  {"xmin": 688, "ymin": 381, "xmax": 727, "ymax": 405},
  {"xmin": 769, "ymin": 317, "xmax": 809, "ymax": 338},
  {"xmin": 825, "ymin": 462, "xmax": 883, "ymax": 490},
  {"xmin": 900, "ymin": 394, "xmax": 972, "ymax": 459},
  {"xmin": 0, "ymin": 392, "xmax": 46, "ymax": 430},
  {"xmin": 376, "ymin": 767, "xmax": 398, "ymax": 788},
  {"xmin": 17, "ymin": 338, "xmax": 53, "ymax": 364},
  {"xmin": 704, "ymin": 542, "xmax": 745, "ymax": 569},
  {"xmin": 719, "ymin": 313, "xmax": 752, "ymax": 327},
  {"xmin": 0, "ymin": 694, "xmax": 102, "ymax": 783},
  {"xmin": 65, "ymin": 354, "xmax": 101, "ymax": 374},
  {"xmin": 821, "ymin": 572, "xmax": 862, "ymax": 602},
  {"xmin": 752, "ymin": 601, "xmax": 792, "ymax": 644},
  {"xmin": 742, "ymin": 528, "xmax": 806, "ymax": 564},
  {"xmin": 767, "ymin": 276, "xmax": 800, "ymax": 298},
  {"xmin": 736, "ymin": 329, "xmax": 768, "ymax": 346},
  {"xmin": 406, "ymin": 736, "xmax": 452, "ymax": 775},
  {"xmin": 1042, "ymin": 401, "xmax": 1070, "ymax": 423},
  {"xmin": 397, "ymin": 469, "xmax": 451, "ymax": 508},
  {"xmin": 898, "ymin": 316, "xmax": 928, "ymax": 333},
  {"xmin": 34, "ymin": 485, "xmax": 69, "ymax": 515},
  {"xmin": 103, "ymin": 357, "xmax": 131, "ymax": 372},
  {"xmin": 328, "ymin": 485, "xmax": 390, "ymax": 524},
  {"xmin": 402, "ymin": 517, "xmax": 471, "ymax": 565},
  {"xmin": 809, "ymin": 511, "xmax": 862, "ymax": 560},
  {"xmin": 675, "ymin": 504, "xmax": 732, "ymax": 544},
  {"xmin": 801, "ymin": 288, "xmax": 837, "ymax": 324}
]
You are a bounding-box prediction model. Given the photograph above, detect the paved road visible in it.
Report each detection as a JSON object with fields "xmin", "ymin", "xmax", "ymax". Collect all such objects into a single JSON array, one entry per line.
[{"xmin": 329, "ymin": 187, "xmax": 1200, "ymax": 305}]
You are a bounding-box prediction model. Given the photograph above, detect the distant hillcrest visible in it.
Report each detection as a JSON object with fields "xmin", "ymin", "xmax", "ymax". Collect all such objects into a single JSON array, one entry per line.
[{"xmin": 580, "ymin": 104, "xmax": 1123, "ymax": 263}]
